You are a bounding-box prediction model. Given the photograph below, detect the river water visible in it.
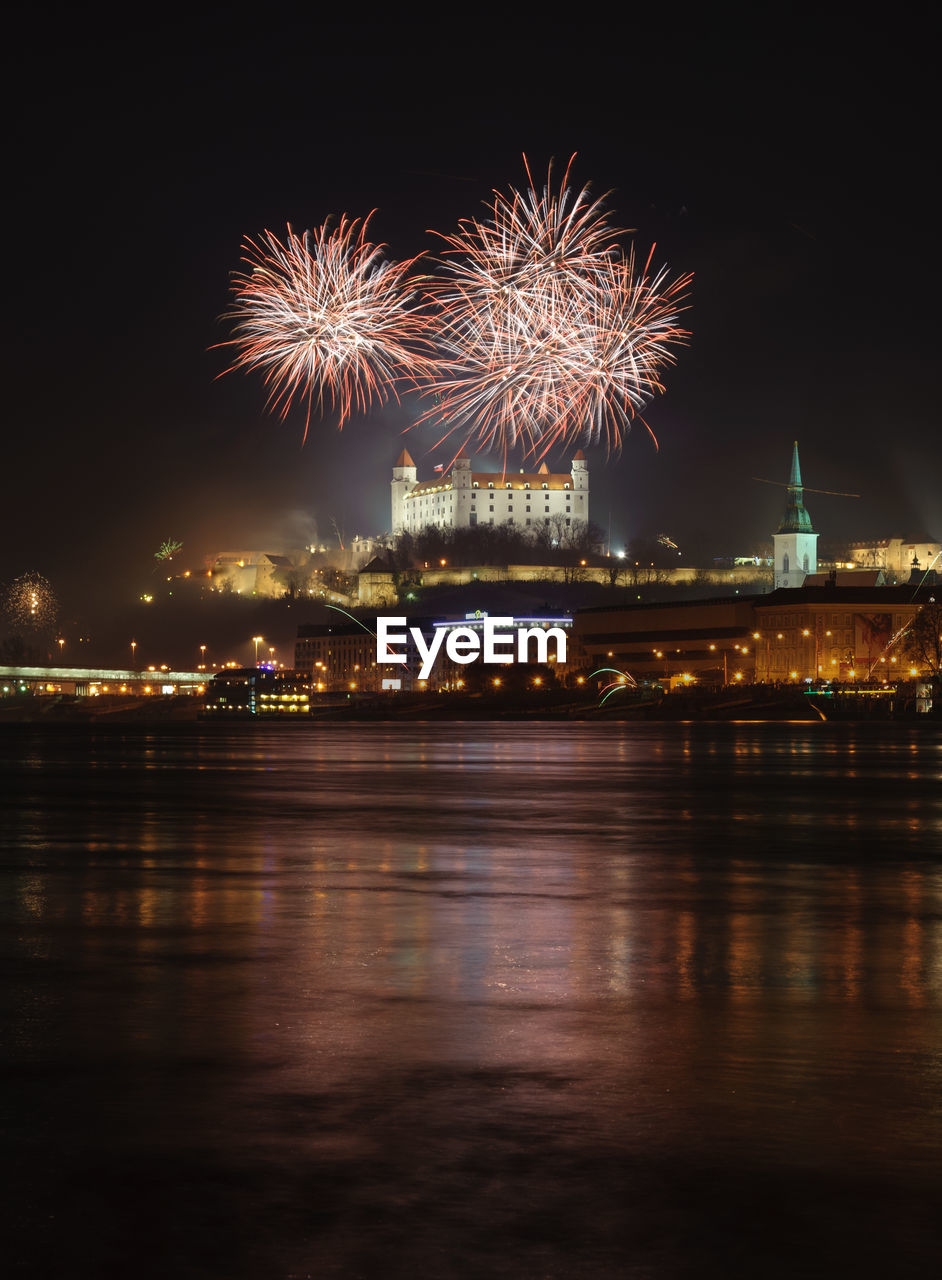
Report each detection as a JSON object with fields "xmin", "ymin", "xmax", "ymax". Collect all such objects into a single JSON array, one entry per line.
[{"xmin": 2, "ymin": 722, "xmax": 941, "ymax": 1278}]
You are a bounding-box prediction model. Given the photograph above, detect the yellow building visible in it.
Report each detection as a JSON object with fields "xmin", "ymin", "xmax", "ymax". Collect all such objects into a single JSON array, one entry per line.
[{"xmin": 575, "ymin": 581, "xmax": 936, "ymax": 685}]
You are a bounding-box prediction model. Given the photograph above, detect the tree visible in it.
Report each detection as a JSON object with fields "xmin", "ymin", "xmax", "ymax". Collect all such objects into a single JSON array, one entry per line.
[{"xmin": 902, "ymin": 601, "xmax": 942, "ymax": 679}]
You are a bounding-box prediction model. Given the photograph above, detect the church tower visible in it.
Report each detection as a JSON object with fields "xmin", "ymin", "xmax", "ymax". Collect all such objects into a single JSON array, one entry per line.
[
  {"xmin": 390, "ymin": 448, "xmax": 417, "ymax": 534},
  {"xmin": 773, "ymin": 442, "xmax": 817, "ymax": 588}
]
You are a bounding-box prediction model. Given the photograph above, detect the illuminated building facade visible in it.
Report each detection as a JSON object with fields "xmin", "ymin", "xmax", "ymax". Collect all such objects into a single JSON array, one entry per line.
[
  {"xmin": 294, "ymin": 622, "xmax": 385, "ymax": 692},
  {"xmin": 295, "ymin": 613, "xmax": 583, "ymax": 692},
  {"xmin": 391, "ymin": 449, "xmax": 589, "ymax": 535},
  {"xmin": 575, "ymin": 582, "xmax": 935, "ymax": 685},
  {"xmin": 848, "ymin": 537, "xmax": 941, "ymax": 575}
]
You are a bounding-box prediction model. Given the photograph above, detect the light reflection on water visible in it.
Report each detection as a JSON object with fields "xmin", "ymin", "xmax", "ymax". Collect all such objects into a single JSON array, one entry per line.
[{"xmin": 3, "ymin": 722, "xmax": 942, "ymax": 1278}]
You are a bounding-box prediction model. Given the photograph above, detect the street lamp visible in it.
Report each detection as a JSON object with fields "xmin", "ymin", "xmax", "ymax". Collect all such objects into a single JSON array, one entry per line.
[
  {"xmin": 252, "ymin": 635, "xmax": 264, "ymax": 666},
  {"xmin": 131, "ymin": 640, "xmax": 137, "ymax": 669},
  {"xmin": 199, "ymin": 644, "xmax": 206, "ymax": 670}
]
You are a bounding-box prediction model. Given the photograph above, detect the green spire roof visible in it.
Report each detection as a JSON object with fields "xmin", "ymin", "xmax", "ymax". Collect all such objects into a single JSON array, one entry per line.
[{"xmin": 776, "ymin": 441, "xmax": 815, "ymax": 534}]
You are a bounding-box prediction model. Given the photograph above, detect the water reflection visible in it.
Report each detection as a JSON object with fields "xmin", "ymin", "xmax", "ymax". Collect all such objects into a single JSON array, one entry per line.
[{"xmin": 2, "ymin": 722, "xmax": 942, "ymax": 1277}]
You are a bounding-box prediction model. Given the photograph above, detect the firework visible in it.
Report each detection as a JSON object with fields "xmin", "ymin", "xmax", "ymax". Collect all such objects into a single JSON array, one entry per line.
[
  {"xmin": 4, "ymin": 571, "xmax": 58, "ymax": 635},
  {"xmin": 421, "ymin": 159, "xmax": 691, "ymax": 459},
  {"xmin": 155, "ymin": 538, "xmax": 183, "ymax": 562},
  {"xmin": 590, "ymin": 666, "xmax": 639, "ymax": 706},
  {"xmin": 223, "ymin": 216, "xmax": 436, "ymax": 439}
]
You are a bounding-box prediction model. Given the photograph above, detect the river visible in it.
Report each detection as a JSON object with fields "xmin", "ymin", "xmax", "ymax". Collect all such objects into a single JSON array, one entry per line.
[{"xmin": 2, "ymin": 722, "xmax": 941, "ymax": 1277}]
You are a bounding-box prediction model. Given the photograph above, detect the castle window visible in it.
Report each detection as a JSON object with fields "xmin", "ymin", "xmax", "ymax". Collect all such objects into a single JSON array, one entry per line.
[
  {"xmin": 564, "ymin": 483, "xmax": 570, "ymax": 489},
  {"xmin": 526, "ymin": 505, "xmax": 530, "ymax": 512},
  {"xmin": 473, "ymin": 482, "xmax": 479, "ymax": 488},
  {"xmin": 506, "ymin": 482, "xmax": 512, "ymax": 489},
  {"xmin": 524, "ymin": 482, "xmax": 530, "ymax": 489},
  {"xmin": 542, "ymin": 483, "xmax": 548, "ymax": 489}
]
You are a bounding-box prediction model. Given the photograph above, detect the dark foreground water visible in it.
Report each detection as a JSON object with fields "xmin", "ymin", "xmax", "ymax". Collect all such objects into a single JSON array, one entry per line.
[{"xmin": 2, "ymin": 722, "xmax": 942, "ymax": 1279}]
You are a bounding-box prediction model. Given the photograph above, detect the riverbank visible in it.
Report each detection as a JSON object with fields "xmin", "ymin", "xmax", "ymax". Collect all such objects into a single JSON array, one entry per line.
[{"xmin": 1, "ymin": 686, "xmax": 937, "ymax": 723}]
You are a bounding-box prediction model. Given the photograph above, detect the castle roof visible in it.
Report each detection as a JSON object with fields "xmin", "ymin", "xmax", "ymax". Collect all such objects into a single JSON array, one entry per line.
[{"xmin": 394, "ymin": 448, "xmax": 415, "ymax": 468}]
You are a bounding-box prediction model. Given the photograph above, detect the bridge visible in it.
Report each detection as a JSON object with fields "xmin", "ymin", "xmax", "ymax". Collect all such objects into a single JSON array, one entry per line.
[{"xmin": 0, "ymin": 665, "xmax": 207, "ymax": 697}]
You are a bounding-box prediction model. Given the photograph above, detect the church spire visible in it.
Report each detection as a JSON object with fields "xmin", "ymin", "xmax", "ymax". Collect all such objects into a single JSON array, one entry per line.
[
  {"xmin": 777, "ymin": 440, "xmax": 815, "ymax": 534},
  {"xmin": 788, "ymin": 440, "xmax": 802, "ymax": 489}
]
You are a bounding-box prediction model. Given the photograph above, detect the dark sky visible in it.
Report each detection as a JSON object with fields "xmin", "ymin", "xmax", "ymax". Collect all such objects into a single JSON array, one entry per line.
[{"xmin": 3, "ymin": 16, "xmax": 936, "ymax": 613}]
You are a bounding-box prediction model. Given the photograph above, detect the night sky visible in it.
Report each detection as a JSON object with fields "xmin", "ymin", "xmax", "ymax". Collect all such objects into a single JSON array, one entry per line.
[{"xmin": 4, "ymin": 17, "xmax": 936, "ymax": 618}]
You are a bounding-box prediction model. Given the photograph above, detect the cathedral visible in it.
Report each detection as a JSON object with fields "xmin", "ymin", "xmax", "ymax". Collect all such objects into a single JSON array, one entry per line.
[
  {"xmin": 772, "ymin": 442, "xmax": 818, "ymax": 588},
  {"xmin": 391, "ymin": 449, "xmax": 589, "ymax": 535}
]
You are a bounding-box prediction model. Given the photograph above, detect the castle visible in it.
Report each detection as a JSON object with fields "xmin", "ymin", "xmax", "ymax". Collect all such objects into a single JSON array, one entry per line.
[{"xmin": 391, "ymin": 449, "xmax": 589, "ymax": 535}]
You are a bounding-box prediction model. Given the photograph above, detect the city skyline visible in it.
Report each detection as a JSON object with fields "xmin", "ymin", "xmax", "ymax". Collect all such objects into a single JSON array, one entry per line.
[{"xmin": 4, "ymin": 21, "xmax": 935, "ymax": 624}]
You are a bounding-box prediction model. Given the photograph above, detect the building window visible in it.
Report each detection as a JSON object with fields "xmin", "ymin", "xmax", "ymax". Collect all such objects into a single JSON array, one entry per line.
[
  {"xmin": 489, "ymin": 504, "xmax": 494, "ymax": 512},
  {"xmin": 542, "ymin": 483, "xmax": 548, "ymax": 489}
]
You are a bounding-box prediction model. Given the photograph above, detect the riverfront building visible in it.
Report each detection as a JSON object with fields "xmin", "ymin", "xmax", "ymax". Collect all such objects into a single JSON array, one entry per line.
[{"xmin": 575, "ymin": 580, "xmax": 937, "ymax": 685}]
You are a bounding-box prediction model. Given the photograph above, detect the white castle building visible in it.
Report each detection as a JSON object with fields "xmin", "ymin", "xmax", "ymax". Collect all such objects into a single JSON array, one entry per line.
[{"xmin": 391, "ymin": 449, "xmax": 589, "ymax": 535}]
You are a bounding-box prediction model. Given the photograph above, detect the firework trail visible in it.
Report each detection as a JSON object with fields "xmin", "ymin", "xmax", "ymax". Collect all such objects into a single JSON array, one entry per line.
[
  {"xmin": 420, "ymin": 158, "xmax": 691, "ymax": 459},
  {"xmin": 223, "ymin": 216, "xmax": 436, "ymax": 440},
  {"xmin": 590, "ymin": 665, "xmax": 639, "ymax": 706}
]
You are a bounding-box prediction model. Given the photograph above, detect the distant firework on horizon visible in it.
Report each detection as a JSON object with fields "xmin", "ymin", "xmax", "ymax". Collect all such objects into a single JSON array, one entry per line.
[
  {"xmin": 3, "ymin": 571, "xmax": 58, "ymax": 636},
  {"xmin": 223, "ymin": 158, "xmax": 690, "ymax": 460},
  {"xmin": 223, "ymin": 216, "xmax": 436, "ymax": 440}
]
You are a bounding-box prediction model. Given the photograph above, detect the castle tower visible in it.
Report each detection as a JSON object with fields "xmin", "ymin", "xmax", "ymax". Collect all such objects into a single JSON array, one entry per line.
[
  {"xmin": 570, "ymin": 449, "xmax": 589, "ymax": 524},
  {"xmin": 451, "ymin": 450, "xmax": 472, "ymax": 527},
  {"xmin": 391, "ymin": 448, "xmax": 417, "ymax": 534},
  {"xmin": 773, "ymin": 441, "xmax": 817, "ymax": 588}
]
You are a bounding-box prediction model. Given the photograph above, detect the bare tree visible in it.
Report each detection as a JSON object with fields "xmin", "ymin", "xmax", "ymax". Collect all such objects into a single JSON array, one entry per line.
[{"xmin": 903, "ymin": 602, "xmax": 942, "ymax": 679}]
